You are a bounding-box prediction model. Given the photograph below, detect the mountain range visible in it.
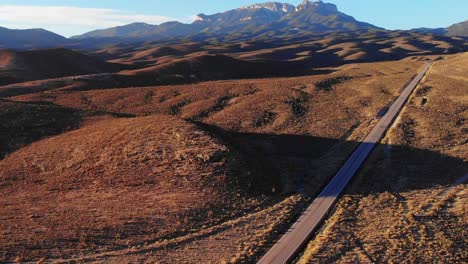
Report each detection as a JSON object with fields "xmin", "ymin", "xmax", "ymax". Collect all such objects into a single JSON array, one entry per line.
[
  {"xmin": 71, "ymin": 1, "xmax": 380, "ymax": 41},
  {"xmin": 0, "ymin": 0, "xmax": 467, "ymax": 50},
  {"xmin": 0, "ymin": 27, "xmax": 69, "ymax": 49}
]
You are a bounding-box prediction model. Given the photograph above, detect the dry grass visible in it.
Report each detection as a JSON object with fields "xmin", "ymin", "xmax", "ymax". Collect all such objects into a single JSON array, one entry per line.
[
  {"xmin": 0, "ymin": 115, "xmax": 269, "ymax": 262},
  {"xmin": 13, "ymin": 59, "xmax": 423, "ymax": 138},
  {"xmin": 298, "ymin": 53, "xmax": 468, "ymax": 263},
  {"xmin": 2, "ymin": 56, "xmax": 447, "ymax": 263},
  {"xmin": 10, "ymin": 59, "xmax": 426, "ymax": 196}
]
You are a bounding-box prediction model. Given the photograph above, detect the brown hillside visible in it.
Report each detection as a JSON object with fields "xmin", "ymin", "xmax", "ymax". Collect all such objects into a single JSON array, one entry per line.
[
  {"xmin": 14, "ymin": 59, "xmax": 423, "ymax": 137},
  {"xmin": 0, "ymin": 100, "xmax": 82, "ymax": 159},
  {"xmin": 1, "ymin": 32, "xmax": 465, "ymax": 97},
  {"xmin": 120, "ymin": 54, "xmax": 286, "ymax": 80},
  {"xmin": 0, "ymin": 115, "xmax": 267, "ymax": 262},
  {"xmin": 12, "ymin": 58, "xmax": 426, "ymax": 197},
  {"xmin": 0, "ymin": 48, "xmax": 122, "ymax": 85},
  {"xmin": 92, "ymin": 31, "xmax": 467, "ymax": 71}
]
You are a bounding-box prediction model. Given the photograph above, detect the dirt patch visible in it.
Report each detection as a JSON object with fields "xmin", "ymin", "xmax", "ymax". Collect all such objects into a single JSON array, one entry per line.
[{"xmin": 379, "ymin": 85, "xmax": 391, "ymax": 95}]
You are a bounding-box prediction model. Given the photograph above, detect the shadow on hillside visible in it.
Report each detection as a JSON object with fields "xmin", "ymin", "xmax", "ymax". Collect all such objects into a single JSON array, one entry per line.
[
  {"xmin": 69, "ymin": 67, "xmax": 336, "ymax": 92},
  {"xmin": 1, "ymin": 103, "xmax": 465, "ymax": 195},
  {"xmin": 0, "ymin": 62, "xmax": 336, "ymax": 98},
  {"xmin": 0, "ymin": 99, "xmax": 83, "ymax": 159},
  {"xmin": 191, "ymin": 122, "xmax": 467, "ymax": 196},
  {"xmin": 0, "ymin": 99, "xmax": 136, "ymax": 159}
]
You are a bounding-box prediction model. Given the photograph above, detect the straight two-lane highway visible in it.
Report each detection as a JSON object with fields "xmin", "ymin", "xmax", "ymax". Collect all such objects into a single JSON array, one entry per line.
[{"xmin": 258, "ymin": 62, "xmax": 433, "ymax": 264}]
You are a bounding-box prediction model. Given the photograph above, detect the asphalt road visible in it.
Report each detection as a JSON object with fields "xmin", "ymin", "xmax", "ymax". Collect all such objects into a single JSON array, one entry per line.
[{"xmin": 257, "ymin": 62, "xmax": 433, "ymax": 264}]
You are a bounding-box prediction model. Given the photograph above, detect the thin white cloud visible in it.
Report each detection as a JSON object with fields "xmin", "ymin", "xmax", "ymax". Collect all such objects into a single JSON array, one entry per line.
[{"xmin": 0, "ymin": 5, "xmax": 185, "ymax": 37}]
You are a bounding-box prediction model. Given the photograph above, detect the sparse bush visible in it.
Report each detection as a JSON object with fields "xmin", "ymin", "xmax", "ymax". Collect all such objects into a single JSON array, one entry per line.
[
  {"xmin": 400, "ymin": 118, "xmax": 417, "ymax": 146},
  {"xmin": 196, "ymin": 95, "xmax": 233, "ymax": 119},
  {"xmin": 252, "ymin": 111, "xmax": 277, "ymax": 127},
  {"xmin": 143, "ymin": 90, "xmax": 154, "ymax": 103},
  {"xmin": 379, "ymin": 85, "xmax": 391, "ymax": 95},
  {"xmin": 286, "ymin": 93, "xmax": 309, "ymax": 118},
  {"xmin": 416, "ymin": 85, "xmax": 432, "ymax": 97},
  {"xmin": 169, "ymin": 100, "xmax": 192, "ymax": 115},
  {"xmin": 315, "ymin": 76, "xmax": 352, "ymax": 92}
]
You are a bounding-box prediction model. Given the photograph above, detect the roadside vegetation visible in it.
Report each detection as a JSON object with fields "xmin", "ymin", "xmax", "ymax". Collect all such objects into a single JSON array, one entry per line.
[{"xmin": 297, "ymin": 53, "xmax": 468, "ymax": 264}]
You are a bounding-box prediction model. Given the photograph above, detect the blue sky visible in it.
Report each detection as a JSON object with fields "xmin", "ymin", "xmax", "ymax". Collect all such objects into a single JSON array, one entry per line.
[{"xmin": 0, "ymin": 0, "xmax": 467, "ymax": 37}]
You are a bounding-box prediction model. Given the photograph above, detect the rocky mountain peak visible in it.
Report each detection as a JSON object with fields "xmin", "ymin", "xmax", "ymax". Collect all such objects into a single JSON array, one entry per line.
[
  {"xmin": 296, "ymin": 0, "xmax": 338, "ymax": 13},
  {"xmin": 241, "ymin": 2, "xmax": 295, "ymax": 14},
  {"xmin": 193, "ymin": 14, "xmax": 208, "ymax": 22}
]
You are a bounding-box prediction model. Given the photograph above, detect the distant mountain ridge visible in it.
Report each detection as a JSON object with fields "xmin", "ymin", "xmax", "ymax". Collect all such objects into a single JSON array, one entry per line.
[
  {"xmin": 411, "ymin": 27, "xmax": 448, "ymax": 35},
  {"xmin": 411, "ymin": 20, "xmax": 468, "ymax": 37},
  {"xmin": 0, "ymin": 27, "xmax": 68, "ymax": 49},
  {"xmin": 0, "ymin": 1, "xmax": 466, "ymax": 50},
  {"xmin": 447, "ymin": 20, "xmax": 468, "ymax": 36},
  {"xmin": 72, "ymin": 1, "xmax": 381, "ymax": 40}
]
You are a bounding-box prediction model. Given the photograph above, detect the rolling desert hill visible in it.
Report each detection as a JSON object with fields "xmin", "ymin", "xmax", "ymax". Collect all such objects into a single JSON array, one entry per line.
[
  {"xmin": 1, "ymin": 30, "xmax": 466, "ymax": 99},
  {"xmin": 11, "ymin": 58, "xmax": 425, "ymax": 139},
  {"xmin": 0, "ymin": 115, "xmax": 271, "ymax": 262},
  {"xmin": 0, "ymin": 100, "xmax": 82, "ymax": 159},
  {"xmin": 97, "ymin": 30, "xmax": 466, "ymax": 70},
  {"xmin": 0, "ymin": 48, "xmax": 124, "ymax": 85},
  {"xmin": 117, "ymin": 54, "xmax": 299, "ymax": 80}
]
